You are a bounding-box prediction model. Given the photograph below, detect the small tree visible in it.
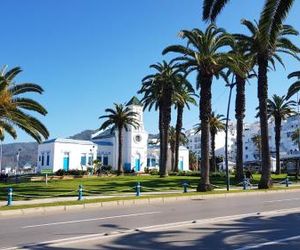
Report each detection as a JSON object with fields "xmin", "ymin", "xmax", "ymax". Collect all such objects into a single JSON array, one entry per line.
[{"xmin": 99, "ymin": 103, "xmax": 139, "ymax": 175}]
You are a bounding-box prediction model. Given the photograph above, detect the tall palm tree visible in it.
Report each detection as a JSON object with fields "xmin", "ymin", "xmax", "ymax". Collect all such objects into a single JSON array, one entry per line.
[
  {"xmin": 173, "ymin": 81, "xmax": 197, "ymax": 172},
  {"xmin": 203, "ymin": 0, "xmax": 300, "ymax": 188},
  {"xmin": 252, "ymin": 134, "xmax": 262, "ymax": 161},
  {"xmin": 139, "ymin": 61, "xmax": 181, "ymax": 177},
  {"xmin": 267, "ymin": 95, "xmax": 296, "ymax": 174},
  {"xmin": 291, "ymin": 128, "xmax": 300, "ymax": 151},
  {"xmin": 0, "ymin": 66, "xmax": 49, "ymax": 143},
  {"xmin": 239, "ymin": 19, "xmax": 299, "ymax": 188},
  {"xmin": 162, "ymin": 24, "xmax": 240, "ymax": 191},
  {"xmin": 99, "ymin": 103, "xmax": 139, "ymax": 175}
]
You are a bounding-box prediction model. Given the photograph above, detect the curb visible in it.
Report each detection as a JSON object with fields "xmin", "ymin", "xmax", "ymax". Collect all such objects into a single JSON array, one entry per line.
[{"xmin": 1, "ymin": 188, "xmax": 300, "ymax": 217}]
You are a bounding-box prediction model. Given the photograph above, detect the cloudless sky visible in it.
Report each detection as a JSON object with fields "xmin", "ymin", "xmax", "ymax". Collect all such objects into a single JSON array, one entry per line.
[{"xmin": 2, "ymin": 0, "xmax": 300, "ymax": 143}]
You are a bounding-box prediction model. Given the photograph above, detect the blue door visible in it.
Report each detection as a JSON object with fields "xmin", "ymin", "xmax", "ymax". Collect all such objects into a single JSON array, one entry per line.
[
  {"xmin": 63, "ymin": 153, "xmax": 69, "ymax": 171},
  {"xmin": 135, "ymin": 159, "xmax": 140, "ymax": 172},
  {"xmin": 179, "ymin": 159, "xmax": 184, "ymax": 171}
]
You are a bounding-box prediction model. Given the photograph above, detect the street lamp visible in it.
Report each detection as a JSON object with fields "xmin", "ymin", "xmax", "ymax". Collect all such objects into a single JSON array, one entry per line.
[{"xmin": 225, "ymin": 81, "xmax": 236, "ymax": 191}]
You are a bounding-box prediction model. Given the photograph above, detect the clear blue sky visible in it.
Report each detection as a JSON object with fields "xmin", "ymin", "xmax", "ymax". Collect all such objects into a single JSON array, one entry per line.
[{"xmin": 2, "ymin": 0, "xmax": 300, "ymax": 143}]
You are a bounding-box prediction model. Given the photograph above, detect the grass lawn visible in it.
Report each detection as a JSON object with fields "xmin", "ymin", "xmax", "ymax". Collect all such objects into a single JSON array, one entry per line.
[{"xmin": 0, "ymin": 173, "xmax": 294, "ymax": 201}]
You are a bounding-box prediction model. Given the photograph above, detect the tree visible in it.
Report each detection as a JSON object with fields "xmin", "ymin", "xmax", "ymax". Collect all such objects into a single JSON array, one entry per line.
[
  {"xmin": 168, "ymin": 126, "xmax": 188, "ymax": 171},
  {"xmin": 251, "ymin": 134, "xmax": 262, "ymax": 161},
  {"xmin": 0, "ymin": 66, "xmax": 49, "ymax": 143},
  {"xmin": 99, "ymin": 103, "xmax": 139, "ymax": 175},
  {"xmin": 173, "ymin": 80, "xmax": 197, "ymax": 172},
  {"xmin": 195, "ymin": 112, "xmax": 226, "ymax": 173},
  {"xmin": 162, "ymin": 24, "xmax": 240, "ymax": 191},
  {"xmin": 203, "ymin": 0, "xmax": 300, "ymax": 189},
  {"xmin": 286, "ymin": 71, "xmax": 300, "ymax": 100},
  {"xmin": 266, "ymin": 95, "xmax": 296, "ymax": 174},
  {"xmin": 291, "ymin": 128, "xmax": 300, "ymax": 151},
  {"xmin": 139, "ymin": 61, "xmax": 183, "ymax": 177},
  {"xmin": 209, "ymin": 112, "xmax": 226, "ymax": 173}
]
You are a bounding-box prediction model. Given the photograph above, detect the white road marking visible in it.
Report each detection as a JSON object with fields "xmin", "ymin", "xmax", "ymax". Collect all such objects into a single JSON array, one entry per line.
[
  {"xmin": 234, "ymin": 235, "xmax": 300, "ymax": 250},
  {"xmin": 22, "ymin": 211, "xmax": 160, "ymax": 229},
  {"xmin": 264, "ymin": 197, "xmax": 300, "ymax": 203}
]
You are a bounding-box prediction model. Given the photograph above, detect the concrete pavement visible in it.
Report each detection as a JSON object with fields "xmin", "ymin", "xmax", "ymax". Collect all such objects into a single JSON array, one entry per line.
[{"xmin": 0, "ymin": 190, "xmax": 300, "ymax": 249}]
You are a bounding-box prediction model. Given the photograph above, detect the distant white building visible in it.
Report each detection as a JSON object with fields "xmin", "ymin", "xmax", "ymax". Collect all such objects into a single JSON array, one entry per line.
[
  {"xmin": 186, "ymin": 115, "xmax": 300, "ymax": 171},
  {"xmin": 37, "ymin": 97, "xmax": 190, "ymax": 173}
]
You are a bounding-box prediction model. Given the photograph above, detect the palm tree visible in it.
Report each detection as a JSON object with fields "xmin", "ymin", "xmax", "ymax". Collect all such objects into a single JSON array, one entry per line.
[
  {"xmin": 195, "ymin": 112, "xmax": 226, "ymax": 173},
  {"xmin": 168, "ymin": 126, "xmax": 188, "ymax": 171},
  {"xmin": 267, "ymin": 95, "xmax": 296, "ymax": 174},
  {"xmin": 252, "ymin": 134, "xmax": 262, "ymax": 161},
  {"xmin": 0, "ymin": 66, "xmax": 49, "ymax": 143},
  {"xmin": 139, "ymin": 61, "xmax": 183, "ymax": 177},
  {"xmin": 173, "ymin": 81, "xmax": 197, "ymax": 172},
  {"xmin": 291, "ymin": 128, "xmax": 300, "ymax": 151},
  {"xmin": 99, "ymin": 103, "xmax": 139, "ymax": 175},
  {"xmin": 203, "ymin": 0, "xmax": 300, "ymax": 188},
  {"xmin": 286, "ymin": 71, "xmax": 300, "ymax": 100},
  {"xmin": 162, "ymin": 24, "xmax": 240, "ymax": 191},
  {"xmin": 209, "ymin": 112, "xmax": 226, "ymax": 173}
]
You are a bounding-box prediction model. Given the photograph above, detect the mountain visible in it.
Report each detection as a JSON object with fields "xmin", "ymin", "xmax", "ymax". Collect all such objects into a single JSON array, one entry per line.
[{"xmin": 0, "ymin": 129, "xmax": 96, "ymax": 169}]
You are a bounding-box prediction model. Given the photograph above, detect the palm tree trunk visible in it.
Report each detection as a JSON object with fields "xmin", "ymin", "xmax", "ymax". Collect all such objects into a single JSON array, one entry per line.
[
  {"xmin": 171, "ymin": 146, "xmax": 175, "ymax": 171},
  {"xmin": 117, "ymin": 127, "xmax": 123, "ymax": 175},
  {"xmin": 235, "ymin": 75, "xmax": 246, "ymax": 182},
  {"xmin": 211, "ymin": 132, "xmax": 216, "ymax": 173},
  {"xmin": 197, "ymin": 74, "xmax": 213, "ymax": 191},
  {"xmin": 257, "ymin": 56, "xmax": 272, "ymax": 189},
  {"xmin": 275, "ymin": 117, "xmax": 281, "ymax": 175},
  {"xmin": 159, "ymin": 107, "xmax": 163, "ymax": 173},
  {"xmin": 160, "ymin": 86, "xmax": 172, "ymax": 177},
  {"xmin": 174, "ymin": 105, "xmax": 183, "ymax": 172}
]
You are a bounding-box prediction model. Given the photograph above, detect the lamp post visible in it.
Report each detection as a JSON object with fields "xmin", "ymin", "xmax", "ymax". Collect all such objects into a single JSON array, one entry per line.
[{"xmin": 225, "ymin": 82, "xmax": 236, "ymax": 191}]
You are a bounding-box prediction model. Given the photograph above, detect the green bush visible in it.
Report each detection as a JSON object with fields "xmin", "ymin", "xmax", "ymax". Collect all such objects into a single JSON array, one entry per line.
[
  {"xmin": 149, "ymin": 168, "xmax": 159, "ymax": 175},
  {"xmin": 56, "ymin": 169, "xmax": 66, "ymax": 176}
]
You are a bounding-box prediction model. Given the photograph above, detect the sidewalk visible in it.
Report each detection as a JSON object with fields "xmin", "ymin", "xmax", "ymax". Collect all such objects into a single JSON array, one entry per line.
[{"xmin": 2, "ymin": 183, "xmax": 299, "ymax": 207}]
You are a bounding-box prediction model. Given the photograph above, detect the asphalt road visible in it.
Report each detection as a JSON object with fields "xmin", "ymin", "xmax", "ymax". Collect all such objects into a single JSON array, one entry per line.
[{"xmin": 1, "ymin": 191, "xmax": 300, "ymax": 249}]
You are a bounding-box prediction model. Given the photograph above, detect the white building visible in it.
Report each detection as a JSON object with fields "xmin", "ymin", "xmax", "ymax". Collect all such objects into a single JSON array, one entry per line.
[
  {"xmin": 37, "ymin": 97, "xmax": 190, "ymax": 173},
  {"xmin": 186, "ymin": 115, "xmax": 300, "ymax": 171},
  {"xmin": 37, "ymin": 139, "xmax": 98, "ymax": 172}
]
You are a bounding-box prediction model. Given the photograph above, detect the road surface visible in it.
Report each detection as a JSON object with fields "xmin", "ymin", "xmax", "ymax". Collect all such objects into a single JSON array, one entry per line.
[{"xmin": 1, "ymin": 191, "xmax": 300, "ymax": 249}]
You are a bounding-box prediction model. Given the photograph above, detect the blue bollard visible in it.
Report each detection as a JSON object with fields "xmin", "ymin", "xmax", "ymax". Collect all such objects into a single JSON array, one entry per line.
[
  {"xmin": 243, "ymin": 178, "xmax": 247, "ymax": 190},
  {"xmin": 136, "ymin": 182, "xmax": 141, "ymax": 196},
  {"xmin": 286, "ymin": 177, "xmax": 289, "ymax": 188},
  {"xmin": 182, "ymin": 182, "xmax": 189, "ymax": 193},
  {"xmin": 7, "ymin": 187, "xmax": 13, "ymax": 206},
  {"xmin": 78, "ymin": 184, "xmax": 83, "ymax": 200}
]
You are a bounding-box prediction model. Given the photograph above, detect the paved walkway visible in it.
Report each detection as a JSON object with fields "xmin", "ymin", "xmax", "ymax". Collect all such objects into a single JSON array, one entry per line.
[{"xmin": 1, "ymin": 182, "xmax": 299, "ymax": 207}]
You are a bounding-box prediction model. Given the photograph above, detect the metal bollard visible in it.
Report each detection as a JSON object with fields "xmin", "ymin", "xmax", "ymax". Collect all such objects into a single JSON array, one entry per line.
[
  {"xmin": 135, "ymin": 182, "xmax": 141, "ymax": 196},
  {"xmin": 286, "ymin": 177, "xmax": 289, "ymax": 188},
  {"xmin": 182, "ymin": 182, "xmax": 189, "ymax": 193},
  {"xmin": 78, "ymin": 184, "xmax": 83, "ymax": 200},
  {"xmin": 243, "ymin": 178, "xmax": 247, "ymax": 190},
  {"xmin": 7, "ymin": 187, "xmax": 13, "ymax": 206}
]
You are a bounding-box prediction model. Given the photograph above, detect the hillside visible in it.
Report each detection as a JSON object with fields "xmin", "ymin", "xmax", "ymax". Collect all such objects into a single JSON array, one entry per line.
[{"xmin": 1, "ymin": 129, "xmax": 96, "ymax": 169}]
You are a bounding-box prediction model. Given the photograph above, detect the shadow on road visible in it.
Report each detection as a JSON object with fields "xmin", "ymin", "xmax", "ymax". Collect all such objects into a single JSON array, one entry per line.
[{"xmin": 17, "ymin": 212, "xmax": 300, "ymax": 250}]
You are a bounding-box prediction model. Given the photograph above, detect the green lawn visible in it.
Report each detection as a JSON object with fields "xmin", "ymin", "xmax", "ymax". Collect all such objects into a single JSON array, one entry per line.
[{"xmin": 0, "ymin": 173, "xmax": 295, "ymax": 201}]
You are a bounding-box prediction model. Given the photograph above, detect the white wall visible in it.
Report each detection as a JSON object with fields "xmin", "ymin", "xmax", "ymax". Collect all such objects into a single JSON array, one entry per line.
[{"xmin": 38, "ymin": 140, "xmax": 97, "ymax": 173}]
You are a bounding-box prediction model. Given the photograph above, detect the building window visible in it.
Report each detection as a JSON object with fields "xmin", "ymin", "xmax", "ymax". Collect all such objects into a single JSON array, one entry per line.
[
  {"xmin": 41, "ymin": 153, "xmax": 45, "ymax": 166},
  {"xmin": 46, "ymin": 153, "xmax": 50, "ymax": 166},
  {"xmin": 245, "ymin": 155, "xmax": 248, "ymax": 159},
  {"xmin": 81, "ymin": 154, "xmax": 86, "ymax": 165},
  {"xmin": 245, "ymin": 146, "xmax": 248, "ymax": 150}
]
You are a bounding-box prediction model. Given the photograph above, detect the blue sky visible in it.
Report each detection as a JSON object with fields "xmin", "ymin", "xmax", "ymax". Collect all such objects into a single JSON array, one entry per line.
[{"xmin": 2, "ymin": 0, "xmax": 300, "ymax": 143}]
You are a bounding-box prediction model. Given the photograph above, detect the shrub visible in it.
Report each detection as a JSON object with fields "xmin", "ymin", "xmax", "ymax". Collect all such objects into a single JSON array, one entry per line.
[
  {"xmin": 149, "ymin": 168, "xmax": 159, "ymax": 175},
  {"xmin": 56, "ymin": 169, "xmax": 66, "ymax": 176}
]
